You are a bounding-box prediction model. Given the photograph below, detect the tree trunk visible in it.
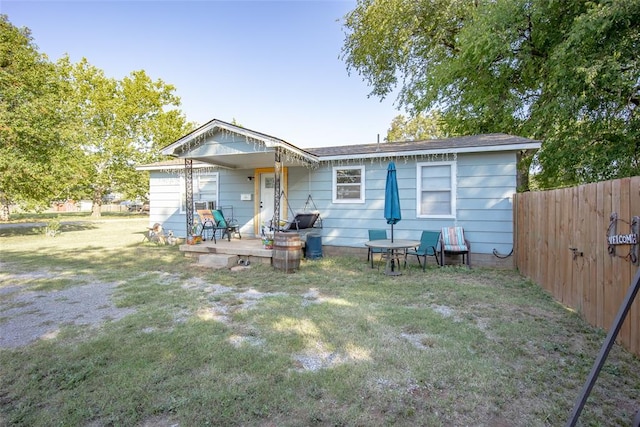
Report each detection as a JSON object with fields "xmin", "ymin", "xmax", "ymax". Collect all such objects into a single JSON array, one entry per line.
[
  {"xmin": 516, "ymin": 150, "xmax": 532, "ymax": 192},
  {"xmin": 0, "ymin": 203, "xmax": 9, "ymax": 222},
  {"xmin": 91, "ymin": 189, "xmax": 102, "ymax": 219},
  {"xmin": 0, "ymin": 192, "xmax": 10, "ymax": 221}
]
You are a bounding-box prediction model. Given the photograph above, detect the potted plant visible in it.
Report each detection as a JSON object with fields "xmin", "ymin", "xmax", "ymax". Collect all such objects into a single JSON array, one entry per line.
[
  {"xmin": 262, "ymin": 231, "xmax": 274, "ymax": 249},
  {"xmin": 188, "ymin": 220, "xmax": 201, "ymax": 245}
]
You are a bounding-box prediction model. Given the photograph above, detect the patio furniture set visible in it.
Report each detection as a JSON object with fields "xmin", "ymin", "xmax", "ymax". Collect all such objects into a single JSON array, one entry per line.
[
  {"xmin": 147, "ymin": 203, "xmax": 469, "ymax": 277},
  {"xmin": 196, "ymin": 206, "xmax": 241, "ymax": 243},
  {"xmin": 365, "ymin": 226, "xmax": 471, "ymax": 276}
]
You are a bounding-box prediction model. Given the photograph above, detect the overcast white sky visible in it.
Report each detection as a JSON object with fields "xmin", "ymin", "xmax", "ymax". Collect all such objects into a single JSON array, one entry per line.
[{"xmin": 2, "ymin": 0, "xmax": 402, "ymax": 147}]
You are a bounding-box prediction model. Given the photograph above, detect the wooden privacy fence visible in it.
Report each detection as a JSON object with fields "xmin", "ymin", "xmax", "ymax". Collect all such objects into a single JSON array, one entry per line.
[{"xmin": 514, "ymin": 177, "xmax": 640, "ymax": 356}]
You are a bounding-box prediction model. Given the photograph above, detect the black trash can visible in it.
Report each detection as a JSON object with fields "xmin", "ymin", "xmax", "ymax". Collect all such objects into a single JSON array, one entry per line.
[{"xmin": 305, "ymin": 234, "xmax": 323, "ymax": 260}]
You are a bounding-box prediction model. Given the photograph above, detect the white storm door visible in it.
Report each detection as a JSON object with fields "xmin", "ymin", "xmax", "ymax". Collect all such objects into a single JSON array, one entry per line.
[{"xmin": 260, "ymin": 173, "xmax": 276, "ymax": 227}]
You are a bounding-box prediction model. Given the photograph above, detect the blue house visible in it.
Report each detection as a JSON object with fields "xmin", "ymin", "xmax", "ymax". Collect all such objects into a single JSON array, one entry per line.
[{"xmin": 138, "ymin": 119, "xmax": 541, "ymax": 267}]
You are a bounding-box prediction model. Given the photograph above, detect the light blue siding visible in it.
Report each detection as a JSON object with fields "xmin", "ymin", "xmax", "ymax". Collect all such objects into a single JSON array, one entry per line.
[
  {"xmin": 217, "ymin": 168, "xmax": 258, "ymax": 237},
  {"xmin": 148, "ymin": 168, "xmax": 257, "ymax": 237},
  {"xmin": 454, "ymin": 152, "xmax": 517, "ymax": 253},
  {"xmin": 148, "ymin": 173, "xmax": 184, "ymax": 235},
  {"xmin": 297, "ymin": 153, "xmax": 518, "ymax": 254},
  {"xmin": 147, "ymin": 151, "xmax": 518, "ymax": 255},
  {"xmin": 189, "ymin": 131, "xmax": 270, "ymax": 157},
  {"xmin": 300, "ymin": 161, "xmax": 429, "ymax": 248}
]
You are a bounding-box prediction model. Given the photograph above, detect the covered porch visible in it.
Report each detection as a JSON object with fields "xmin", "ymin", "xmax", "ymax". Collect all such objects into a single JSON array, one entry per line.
[{"xmin": 160, "ymin": 119, "xmax": 320, "ymax": 241}]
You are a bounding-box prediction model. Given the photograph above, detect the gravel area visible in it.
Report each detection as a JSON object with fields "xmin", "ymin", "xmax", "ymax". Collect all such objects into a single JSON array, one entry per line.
[
  {"xmin": 0, "ymin": 280, "xmax": 135, "ymax": 349},
  {"xmin": 0, "ymin": 270, "xmax": 446, "ymax": 374}
]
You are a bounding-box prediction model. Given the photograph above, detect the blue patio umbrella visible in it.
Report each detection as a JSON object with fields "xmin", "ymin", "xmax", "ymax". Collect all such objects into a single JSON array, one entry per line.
[{"xmin": 384, "ymin": 161, "xmax": 401, "ymax": 242}]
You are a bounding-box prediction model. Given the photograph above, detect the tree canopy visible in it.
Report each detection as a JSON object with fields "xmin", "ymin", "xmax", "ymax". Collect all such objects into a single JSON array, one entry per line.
[
  {"xmin": 59, "ymin": 58, "xmax": 191, "ymax": 217},
  {"xmin": 341, "ymin": 0, "xmax": 640, "ymax": 189},
  {"xmin": 0, "ymin": 15, "xmax": 192, "ymax": 219},
  {"xmin": 386, "ymin": 111, "xmax": 446, "ymax": 142},
  {"xmin": 0, "ymin": 15, "xmax": 77, "ymax": 218}
]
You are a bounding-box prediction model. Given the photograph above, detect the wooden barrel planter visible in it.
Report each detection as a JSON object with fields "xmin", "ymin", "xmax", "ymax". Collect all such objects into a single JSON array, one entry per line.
[{"xmin": 272, "ymin": 232, "xmax": 302, "ymax": 273}]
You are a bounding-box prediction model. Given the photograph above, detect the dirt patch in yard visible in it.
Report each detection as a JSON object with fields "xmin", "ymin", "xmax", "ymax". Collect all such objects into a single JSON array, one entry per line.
[{"xmin": 0, "ymin": 270, "xmax": 135, "ymax": 348}]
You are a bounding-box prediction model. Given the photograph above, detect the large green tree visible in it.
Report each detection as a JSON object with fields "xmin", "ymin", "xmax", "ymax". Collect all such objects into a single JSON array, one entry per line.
[
  {"xmin": 0, "ymin": 15, "xmax": 78, "ymax": 219},
  {"xmin": 1, "ymin": 15, "xmax": 192, "ymax": 219},
  {"xmin": 533, "ymin": 0, "xmax": 640, "ymax": 186},
  {"xmin": 341, "ymin": 0, "xmax": 639, "ymax": 189},
  {"xmin": 58, "ymin": 57, "xmax": 191, "ymax": 218},
  {"xmin": 386, "ymin": 111, "xmax": 446, "ymax": 142}
]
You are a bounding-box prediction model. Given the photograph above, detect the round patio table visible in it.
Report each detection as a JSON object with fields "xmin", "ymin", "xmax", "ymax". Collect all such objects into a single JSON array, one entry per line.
[{"xmin": 364, "ymin": 239, "xmax": 419, "ymax": 276}]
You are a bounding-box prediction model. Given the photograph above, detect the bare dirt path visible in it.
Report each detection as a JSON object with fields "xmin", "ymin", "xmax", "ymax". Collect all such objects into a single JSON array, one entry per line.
[{"xmin": 0, "ymin": 278, "xmax": 135, "ymax": 348}]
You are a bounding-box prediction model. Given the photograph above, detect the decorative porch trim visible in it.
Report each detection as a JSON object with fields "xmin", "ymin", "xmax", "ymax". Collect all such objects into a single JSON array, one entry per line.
[
  {"xmin": 185, "ymin": 159, "xmax": 194, "ymax": 238},
  {"xmin": 273, "ymin": 147, "xmax": 282, "ymax": 230}
]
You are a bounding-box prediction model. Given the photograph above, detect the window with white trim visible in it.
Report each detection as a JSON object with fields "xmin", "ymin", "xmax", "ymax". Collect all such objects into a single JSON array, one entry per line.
[
  {"xmin": 180, "ymin": 172, "xmax": 219, "ymax": 213},
  {"xmin": 179, "ymin": 176, "xmax": 187, "ymax": 213},
  {"xmin": 332, "ymin": 165, "xmax": 365, "ymax": 203},
  {"xmin": 417, "ymin": 161, "xmax": 456, "ymax": 217}
]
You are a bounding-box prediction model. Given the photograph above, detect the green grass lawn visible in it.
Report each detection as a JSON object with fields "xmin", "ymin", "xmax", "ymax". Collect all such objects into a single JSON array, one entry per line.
[{"xmin": 1, "ymin": 218, "xmax": 638, "ymax": 426}]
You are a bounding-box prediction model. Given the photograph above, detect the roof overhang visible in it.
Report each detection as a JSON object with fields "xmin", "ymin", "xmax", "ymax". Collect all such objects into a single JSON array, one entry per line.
[
  {"xmin": 161, "ymin": 119, "xmax": 319, "ymax": 169},
  {"xmin": 315, "ymin": 142, "xmax": 542, "ymax": 162},
  {"xmin": 308, "ymin": 134, "xmax": 542, "ymax": 162},
  {"xmin": 135, "ymin": 159, "xmax": 216, "ymax": 171}
]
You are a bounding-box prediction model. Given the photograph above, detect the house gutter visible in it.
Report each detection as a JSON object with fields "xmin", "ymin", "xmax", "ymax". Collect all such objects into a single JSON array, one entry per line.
[
  {"xmin": 314, "ymin": 142, "xmax": 542, "ymax": 162},
  {"xmin": 136, "ymin": 162, "xmax": 216, "ymax": 171}
]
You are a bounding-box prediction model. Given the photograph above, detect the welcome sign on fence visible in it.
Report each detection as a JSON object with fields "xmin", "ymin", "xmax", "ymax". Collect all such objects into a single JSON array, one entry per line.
[
  {"xmin": 608, "ymin": 233, "xmax": 638, "ymax": 245},
  {"xmin": 607, "ymin": 213, "xmax": 639, "ymax": 265}
]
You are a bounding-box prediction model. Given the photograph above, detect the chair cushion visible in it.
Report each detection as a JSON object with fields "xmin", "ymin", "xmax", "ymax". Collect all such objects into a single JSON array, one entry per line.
[
  {"xmin": 212, "ymin": 209, "xmax": 227, "ymax": 227},
  {"xmin": 280, "ymin": 212, "xmax": 319, "ymax": 231},
  {"xmin": 442, "ymin": 227, "xmax": 468, "ymax": 252},
  {"xmin": 293, "ymin": 212, "xmax": 319, "ymax": 229},
  {"xmin": 196, "ymin": 210, "xmax": 215, "ymax": 228}
]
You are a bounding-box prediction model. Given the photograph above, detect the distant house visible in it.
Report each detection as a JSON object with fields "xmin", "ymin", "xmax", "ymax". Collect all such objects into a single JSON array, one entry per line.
[{"xmin": 137, "ymin": 119, "xmax": 541, "ymax": 267}]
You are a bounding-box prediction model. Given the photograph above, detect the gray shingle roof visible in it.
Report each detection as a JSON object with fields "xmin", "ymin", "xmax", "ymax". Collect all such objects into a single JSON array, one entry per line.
[
  {"xmin": 306, "ymin": 133, "xmax": 540, "ymax": 158},
  {"xmin": 144, "ymin": 130, "xmax": 541, "ymax": 170}
]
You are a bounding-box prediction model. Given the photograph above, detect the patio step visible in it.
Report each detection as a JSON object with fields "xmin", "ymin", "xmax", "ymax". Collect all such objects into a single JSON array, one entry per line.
[{"xmin": 198, "ymin": 253, "xmax": 237, "ymax": 269}]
